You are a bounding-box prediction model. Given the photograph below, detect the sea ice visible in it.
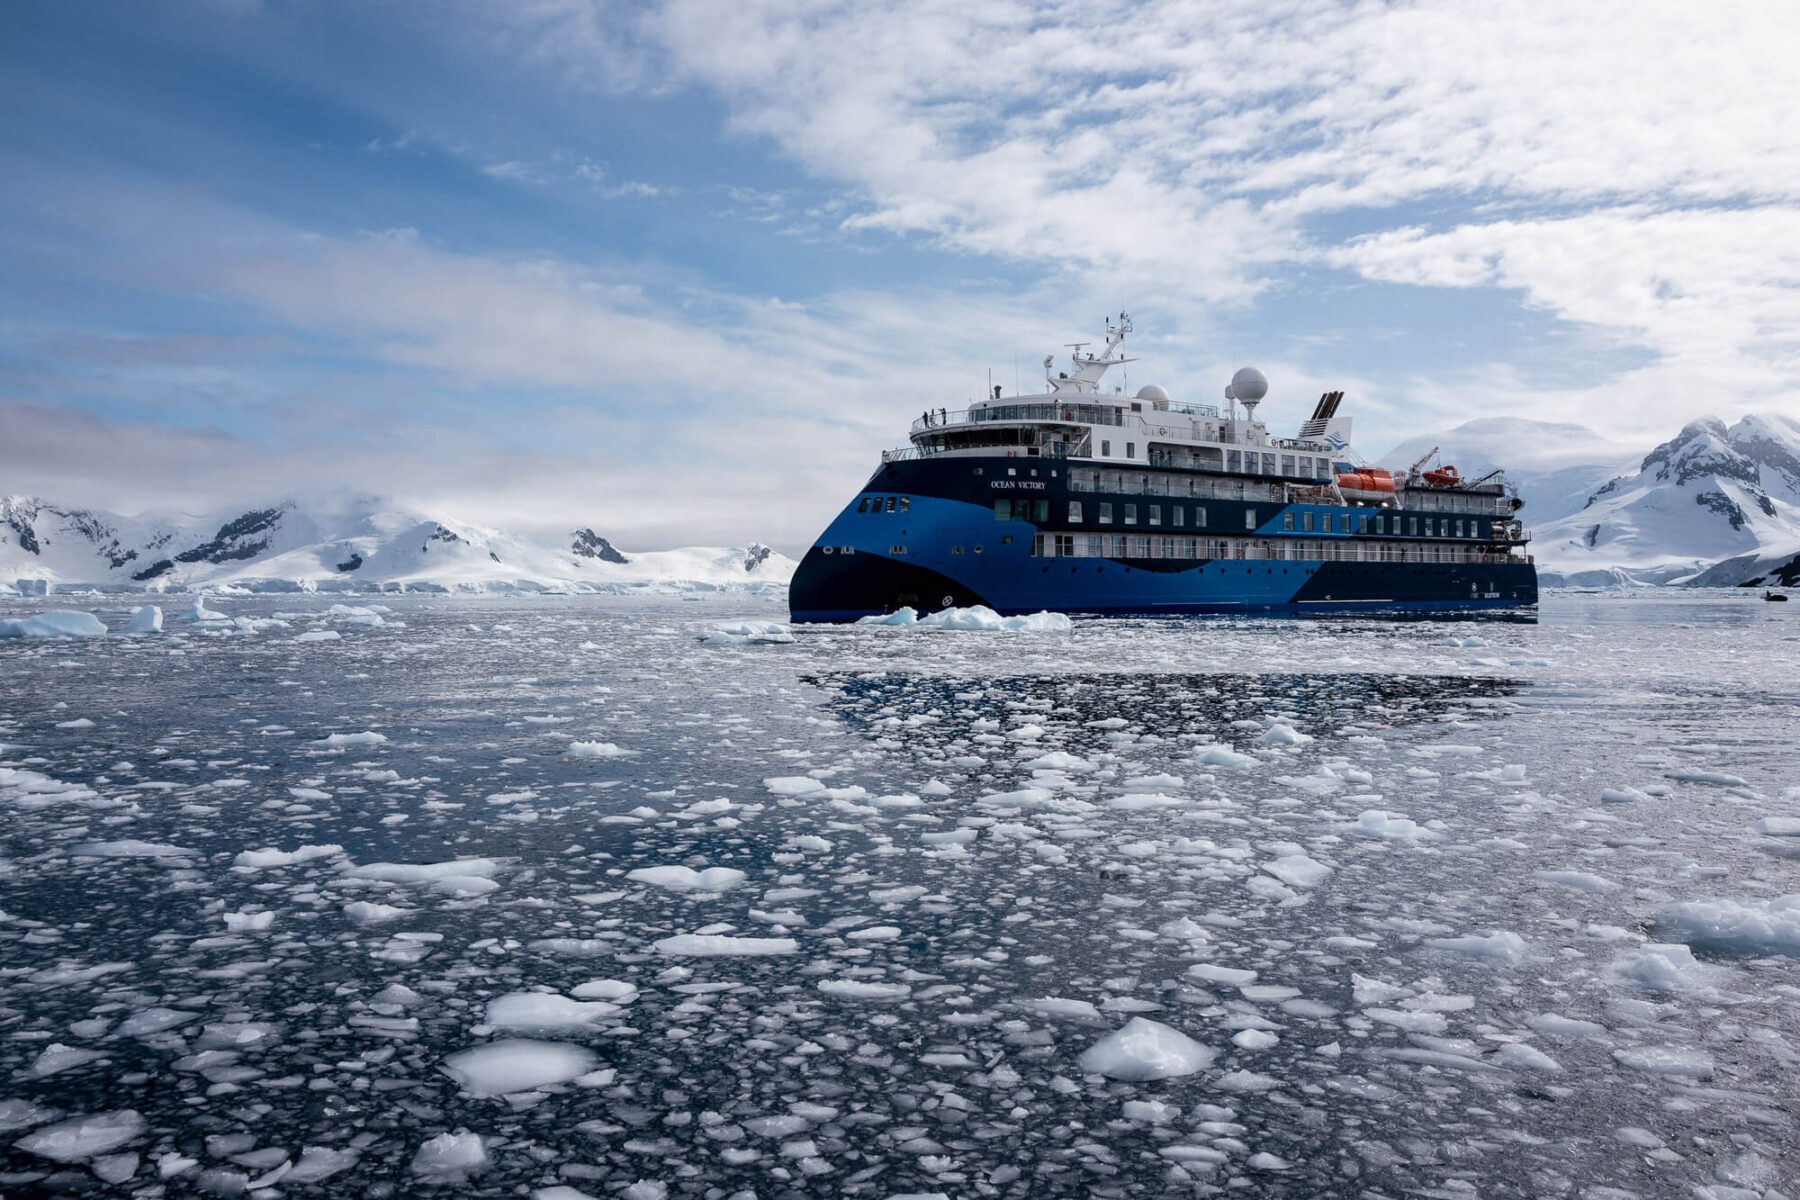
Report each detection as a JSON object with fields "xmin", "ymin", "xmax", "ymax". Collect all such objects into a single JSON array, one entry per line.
[
  {"xmin": 816, "ymin": 979, "xmax": 912, "ymax": 1000},
  {"xmin": 410, "ymin": 1131, "xmax": 488, "ymax": 1179},
  {"xmin": 1262, "ymin": 853, "xmax": 1332, "ymax": 888},
  {"xmin": 1654, "ymin": 895, "xmax": 1800, "ymax": 957},
  {"xmin": 345, "ymin": 858, "xmax": 499, "ymax": 883},
  {"xmin": 568, "ymin": 741, "xmax": 636, "ymax": 758},
  {"xmin": 1078, "ymin": 1017, "xmax": 1216, "ymax": 1081},
  {"xmin": 0, "ymin": 610, "xmax": 107, "ymax": 639},
  {"xmin": 441, "ymin": 1039, "xmax": 600, "ymax": 1096},
  {"xmin": 314, "ymin": 731, "xmax": 388, "ymax": 747},
  {"xmin": 1612, "ymin": 1045, "xmax": 1713, "ymax": 1080},
  {"xmin": 14, "ymin": 1110, "xmax": 145, "ymax": 1162},
  {"xmin": 119, "ymin": 605, "xmax": 162, "ymax": 634},
  {"xmin": 653, "ymin": 934, "xmax": 799, "ymax": 956},
  {"xmin": 700, "ymin": 621, "xmax": 795, "ymax": 645},
  {"xmin": 69, "ymin": 839, "xmax": 198, "ymax": 859},
  {"xmin": 1425, "ymin": 931, "xmax": 1529, "ymax": 963},
  {"xmin": 485, "ymin": 992, "xmax": 620, "ymax": 1029},
  {"xmin": 627, "ymin": 865, "xmax": 747, "ymax": 893},
  {"xmin": 234, "ymin": 844, "xmax": 344, "ymax": 868}
]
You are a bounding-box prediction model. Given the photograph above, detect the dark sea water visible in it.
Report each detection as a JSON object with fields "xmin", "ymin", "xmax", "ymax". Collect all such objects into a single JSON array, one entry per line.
[{"xmin": 0, "ymin": 592, "xmax": 1796, "ymax": 1198}]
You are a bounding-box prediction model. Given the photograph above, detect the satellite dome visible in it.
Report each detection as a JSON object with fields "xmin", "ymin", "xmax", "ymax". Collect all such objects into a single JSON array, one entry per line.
[
  {"xmin": 1135, "ymin": 384, "xmax": 1170, "ymax": 403},
  {"xmin": 1229, "ymin": 367, "xmax": 1268, "ymax": 402}
]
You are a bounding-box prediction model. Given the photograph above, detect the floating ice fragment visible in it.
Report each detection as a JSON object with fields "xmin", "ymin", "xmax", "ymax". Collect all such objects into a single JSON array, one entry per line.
[
  {"xmin": 70, "ymin": 840, "xmax": 197, "ymax": 859},
  {"xmin": 816, "ymin": 979, "xmax": 911, "ymax": 1000},
  {"xmin": 183, "ymin": 596, "xmax": 228, "ymax": 622},
  {"xmin": 1654, "ymin": 894, "xmax": 1800, "ymax": 957},
  {"xmin": 907, "ymin": 605, "xmax": 1072, "ymax": 632},
  {"xmin": 627, "ymin": 865, "xmax": 746, "ymax": 892},
  {"xmin": 1261, "ymin": 853, "xmax": 1331, "ymax": 889},
  {"xmin": 29, "ymin": 1043, "xmax": 104, "ymax": 1077},
  {"xmin": 1601, "ymin": 787, "xmax": 1650, "ymax": 803},
  {"xmin": 342, "ymin": 901, "xmax": 411, "ymax": 925},
  {"xmin": 570, "ymin": 980, "xmax": 637, "ymax": 1002},
  {"xmin": 1609, "ymin": 943, "xmax": 1726, "ymax": 992},
  {"xmin": 1232, "ymin": 1029, "xmax": 1278, "ymax": 1050},
  {"xmin": 0, "ymin": 610, "xmax": 108, "ymax": 639},
  {"xmin": 1017, "ymin": 998, "xmax": 1105, "ymax": 1022},
  {"xmin": 14, "ymin": 1110, "xmax": 145, "ymax": 1162},
  {"xmin": 223, "ymin": 910, "xmax": 274, "ymax": 932},
  {"xmin": 410, "ymin": 1131, "xmax": 488, "ymax": 1179},
  {"xmin": 568, "ymin": 741, "xmax": 636, "ymax": 758},
  {"xmin": 288, "ymin": 1146, "xmax": 358, "ymax": 1183},
  {"xmin": 653, "ymin": 934, "xmax": 798, "ymax": 957},
  {"xmin": 484, "ymin": 993, "xmax": 620, "ymax": 1029},
  {"xmin": 1425, "ymin": 931, "xmax": 1528, "ymax": 964},
  {"xmin": 1752, "ymin": 817, "xmax": 1800, "ymax": 837},
  {"xmin": 1258, "ymin": 723, "xmax": 1312, "ymax": 746},
  {"xmin": 294, "ymin": 630, "xmax": 340, "ymax": 643},
  {"xmin": 1191, "ymin": 744, "xmax": 1260, "ymax": 769},
  {"xmin": 764, "ymin": 776, "xmax": 825, "ymax": 796},
  {"xmin": 234, "ymin": 844, "xmax": 343, "ymax": 869},
  {"xmin": 345, "ymin": 858, "xmax": 498, "ymax": 883},
  {"xmin": 1187, "ymin": 963, "xmax": 1257, "ymax": 987},
  {"xmin": 441, "ymin": 1040, "xmax": 598, "ymax": 1096},
  {"xmin": 1496, "ymin": 1042, "xmax": 1562, "ymax": 1072},
  {"xmin": 119, "ymin": 606, "xmax": 162, "ymax": 635},
  {"xmin": 1612, "ymin": 1044, "xmax": 1713, "ymax": 1080},
  {"xmin": 1078, "ymin": 1017, "xmax": 1215, "ymax": 1081},
  {"xmin": 314, "ymin": 731, "xmax": 387, "ymax": 748}
]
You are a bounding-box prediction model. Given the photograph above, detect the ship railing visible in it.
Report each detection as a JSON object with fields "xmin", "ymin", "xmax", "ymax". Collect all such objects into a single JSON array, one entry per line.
[
  {"xmin": 1033, "ymin": 536, "xmax": 1536, "ymax": 566},
  {"xmin": 912, "ymin": 402, "xmax": 1126, "ymax": 434}
]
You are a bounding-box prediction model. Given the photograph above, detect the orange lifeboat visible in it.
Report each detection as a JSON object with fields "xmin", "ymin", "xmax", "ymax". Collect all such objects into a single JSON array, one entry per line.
[
  {"xmin": 1335, "ymin": 467, "xmax": 1396, "ymax": 503},
  {"xmin": 1422, "ymin": 465, "xmax": 1461, "ymax": 488}
]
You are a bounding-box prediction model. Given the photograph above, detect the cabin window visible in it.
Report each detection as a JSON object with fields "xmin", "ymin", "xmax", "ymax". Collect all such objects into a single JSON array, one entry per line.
[
  {"xmin": 1245, "ymin": 508, "xmax": 1258, "ymax": 530},
  {"xmin": 1149, "ymin": 505, "xmax": 1162, "ymax": 526},
  {"xmin": 974, "ymin": 545, "xmax": 984, "ymax": 554},
  {"xmin": 1302, "ymin": 512, "xmax": 1313, "ymax": 532},
  {"xmin": 1101, "ymin": 440, "xmax": 1112, "ymax": 456},
  {"xmin": 1357, "ymin": 514, "xmax": 1370, "ymax": 534},
  {"xmin": 1263, "ymin": 454, "xmax": 1277, "ymax": 475},
  {"xmin": 1456, "ymin": 519, "xmax": 1465, "ymax": 537},
  {"xmin": 1196, "ymin": 506, "xmax": 1208, "ymax": 528},
  {"xmin": 1281, "ymin": 454, "xmax": 1295, "ymax": 476},
  {"xmin": 1098, "ymin": 502, "xmax": 1113, "ymax": 524},
  {"xmin": 1029, "ymin": 535, "xmax": 1041, "ymax": 556},
  {"xmin": 1126, "ymin": 442, "xmax": 1136, "ymax": 459},
  {"xmin": 885, "ymin": 497, "xmax": 897, "ymax": 513},
  {"xmin": 1055, "ymin": 535, "xmax": 1075, "ymax": 556},
  {"xmin": 1000, "ymin": 535, "xmax": 1012, "ymax": 545},
  {"xmin": 1131, "ymin": 402, "xmax": 1142, "ymax": 412},
  {"xmin": 1227, "ymin": 450, "xmax": 1241, "ymax": 473},
  {"xmin": 1409, "ymin": 517, "xmax": 1419, "ymax": 535},
  {"xmin": 1172, "ymin": 507, "xmax": 1185, "ymax": 528},
  {"xmin": 1134, "ymin": 536, "xmax": 1150, "ymax": 557},
  {"xmin": 1282, "ymin": 513, "xmax": 1295, "ymax": 531},
  {"xmin": 857, "ymin": 497, "xmax": 871, "ymax": 513},
  {"xmin": 1087, "ymin": 535, "xmax": 1102, "ymax": 556},
  {"xmin": 1124, "ymin": 504, "xmax": 1138, "ymax": 526},
  {"xmin": 952, "ymin": 545, "xmax": 964, "ymax": 554},
  {"xmin": 1068, "ymin": 501, "xmax": 1083, "ymax": 523},
  {"xmin": 897, "ymin": 496, "xmax": 910, "ymax": 513}
]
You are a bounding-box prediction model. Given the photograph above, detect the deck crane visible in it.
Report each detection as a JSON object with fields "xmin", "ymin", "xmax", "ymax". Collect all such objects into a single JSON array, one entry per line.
[{"xmin": 1406, "ymin": 446, "xmax": 1438, "ymax": 486}]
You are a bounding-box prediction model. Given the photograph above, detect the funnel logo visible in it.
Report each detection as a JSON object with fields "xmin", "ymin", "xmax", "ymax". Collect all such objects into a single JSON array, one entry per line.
[{"xmin": 1324, "ymin": 434, "xmax": 1348, "ymax": 451}]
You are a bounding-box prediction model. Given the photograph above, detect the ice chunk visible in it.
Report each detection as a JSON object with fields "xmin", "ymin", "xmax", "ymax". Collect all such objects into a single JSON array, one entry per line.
[
  {"xmin": 1752, "ymin": 817, "xmax": 1800, "ymax": 836},
  {"xmin": 568, "ymin": 741, "xmax": 636, "ymax": 758},
  {"xmin": 0, "ymin": 610, "xmax": 107, "ymax": 639},
  {"xmin": 1609, "ymin": 943, "xmax": 1724, "ymax": 992},
  {"xmin": 816, "ymin": 979, "xmax": 911, "ymax": 1001},
  {"xmin": 1425, "ymin": 931, "xmax": 1528, "ymax": 964},
  {"xmin": 1496, "ymin": 1042, "xmax": 1562, "ymax": 1072},
  {"xmin": 1654, "ymin": 894, "xmax": 1800, "ymax": 957},
  {"xmin": 14, "ymin": 1110, "xmax": 145, "ymax": 1162},
  {"xmin": 119, "ymin": 606, "xmax": 162, "ymax": 635},
  {"xmin": 1232, "ymin": 1029, "xmax": 1278, "ymax": 1050},
  {"xmin": 345, "ymin": 858, "xmax": 499, "ymax": 883},
  {"xmin": 441, "ymin": 1040, "xmax": 599, "ymax": 1096},
  {"xmin": 1262, "ymin": 854, "xmax": 1331, "ymax": 889},
  {"xmin": 626, "ymin": 865, "xmax": 747, "ymax": 893},
  {"xmin": 287, "ymin": 1146, "xmax": 358, "ymax": 1183},
  {"xmin": 1612, "ymin": 1045, "xmax": 1713, "ymax": 1080},
  {"xmin": 1187, "ymin": 963, "xmax": 1257, "ymax": 987},
  {"xmin": 343, "ymin": 901, "xmax": 411, "ymax": 925},
  {"xmin": 908, "ymin": 605, "xmax": 1072, "ymax": 632},
  {"xmin": 484, "ymin": 993, "xmax": 620, "ymax": 1029},
  {"xmin": 700, "ymin": 621, "xmax": 795, "ymax": 645},
  {"xmin": 1017, "ymin": 998, "xmax": 1105, "ymax": 1022},
  {"xmin": 1191, "ymin": 744, "xmax": 1260, "ymax": 769},
  {"xmin": 1078, "ymin": 1017, "xmax": 1216, "ymax": 1081},
  {"xmin": 114, "ymin": 1007, "xmax": 197, "ymax": 1037},
  {"xmin": 223, "ymin": 910, "xmax": 274, "ymax": 932},
  {"xmin": 295, "ymin": 630, "xmax": 340, "ymax": 643},
  {"xmin": 183, "ymin": 596, "xmax": 228, "ymax": 622},
  {"xmin": 571, "ymin": 980, "xmax": 638, "ymax": 1002},
  {"xmin": 70, "ymin": 840, "xmax": 197, "ymax": 859},
  {"xmin": 410, "ymin": 1131, "xmax": 488, "ymax": 1179},
  {"xmin": 29, "ymin": 1043, "xmax": 103, "ymax": 1077},
  {"xmin": 653, "ymin": 934, "xmax": 798, "ymax": 957},
  {"xmin": 1600, "ymin": 786, "xmax": 1649, "ymax": 803},
  {"xmin": 1350, "ymin": 810, "xmax": 1429, "ymax": 840},
  {"xmin": 234, "ymin": 844, "xmax": 343, "ymax": 869},
  {"xmin": 314, "ymin": 730, "xmax": 388, "ymax": 747},
  {"xmin": 764, "ymin": 776, "xmax": 825, "ymax": 796},
  {"xmin": 1258, "ymin": 723, "xmax": 1312, "ymax": 746}
]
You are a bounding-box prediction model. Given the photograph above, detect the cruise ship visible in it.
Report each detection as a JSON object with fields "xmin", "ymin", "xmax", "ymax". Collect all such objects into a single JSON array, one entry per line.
[{"xmin": 789, "ymin": 316, "xmax": 1536, "ymax": 622}]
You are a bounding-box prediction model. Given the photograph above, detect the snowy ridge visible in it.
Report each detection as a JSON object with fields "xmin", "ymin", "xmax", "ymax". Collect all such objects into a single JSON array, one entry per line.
[{"xmin": 0, "ymin": 495, "xmax": 795, "ymax": 595}]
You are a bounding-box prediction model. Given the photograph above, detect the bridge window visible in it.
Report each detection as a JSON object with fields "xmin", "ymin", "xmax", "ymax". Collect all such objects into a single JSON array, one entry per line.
[
  {"xmin": 1281, "ymin": 454, "xmax": 1295, "ymax": 476},
  {"xmin": 1227, "ymin": 450, "xmax": 1241, "ymax": 473},
  {"xmin": 1068, "ymin": 501, "xmax": 1083, "ymax": 523},
  {"xmin": 884, "ymin": 497, "xmax": 897, "ymax": 513},
  {"xmin": 857, "ymin": 497, "xmax": 871, "ymax": 513},
  {"xmin": 898, "ymin": 497, "xmax": 910, "ymax": 512}
]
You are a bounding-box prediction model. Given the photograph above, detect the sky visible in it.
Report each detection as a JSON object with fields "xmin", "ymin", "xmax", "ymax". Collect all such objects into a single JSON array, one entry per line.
[{"xmin": 2, "ymin": 0, "xmax": 1797, "ymax": 552}]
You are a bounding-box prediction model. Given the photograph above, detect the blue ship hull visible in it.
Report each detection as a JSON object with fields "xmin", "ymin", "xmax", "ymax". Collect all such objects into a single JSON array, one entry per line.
[{"xmin": 790, "ymin": 454, "xmax": 1537, "ymax": 622}]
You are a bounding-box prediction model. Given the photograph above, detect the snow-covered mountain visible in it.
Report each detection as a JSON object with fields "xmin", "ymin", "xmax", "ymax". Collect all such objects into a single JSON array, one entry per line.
[
  {"xmin": 1531, "ymin": 414, "xmax": 1800, "ymax": 586},
  {"xmin": 0, "ymin": 496, "xmax": 796, "ymax": 595},
  {"xmin": 1383, "ymin": 413, "xmax": 1800, "ymax": 587}
]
